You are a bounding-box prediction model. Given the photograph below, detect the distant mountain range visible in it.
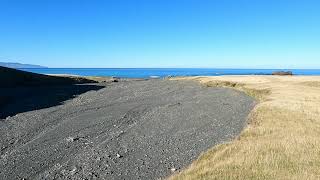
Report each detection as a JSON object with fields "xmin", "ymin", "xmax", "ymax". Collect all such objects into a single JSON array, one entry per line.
[{"xmin": 0, "ymin": 62, "xmax": 47, "ymax": 69}]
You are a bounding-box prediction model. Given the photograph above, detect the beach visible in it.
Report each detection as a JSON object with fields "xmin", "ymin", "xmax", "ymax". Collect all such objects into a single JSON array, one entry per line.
[
  {"xmin": 0, "ymin": 78, "xmax": 254, "ymax": 180},
  {"xmin": 2, "ymin": 69, "xmax": 320, "ymax": 179},
  {"xmin": 2, "ymin": 0, "xmax": 319, "ymax": 179}
]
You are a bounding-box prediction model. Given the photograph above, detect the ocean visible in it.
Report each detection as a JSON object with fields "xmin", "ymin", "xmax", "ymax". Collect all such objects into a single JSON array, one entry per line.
[{"xmin": 19, "ymin": 68, "xmax": 320, "ymax": 78}]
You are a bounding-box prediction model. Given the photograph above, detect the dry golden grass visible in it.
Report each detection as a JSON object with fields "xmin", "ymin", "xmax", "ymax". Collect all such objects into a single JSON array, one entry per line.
[{"xmin": 170, "ymin": 75, "xmax": 320, "ymax": 180}]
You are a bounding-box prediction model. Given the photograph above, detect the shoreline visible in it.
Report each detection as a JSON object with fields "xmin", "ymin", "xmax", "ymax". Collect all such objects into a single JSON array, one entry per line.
[{"xmin": 2, "ymin": 66, "xmax": 320, "ymax": 179}]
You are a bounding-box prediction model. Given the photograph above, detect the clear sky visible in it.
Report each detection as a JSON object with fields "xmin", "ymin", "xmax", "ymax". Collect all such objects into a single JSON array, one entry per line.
[{"xmin": 0, "ymin": 0, "xmax": 319, "ymax": 68}]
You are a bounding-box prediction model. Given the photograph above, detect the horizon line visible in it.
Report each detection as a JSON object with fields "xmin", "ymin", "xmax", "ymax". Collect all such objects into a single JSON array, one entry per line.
[{"xmin": 19, "ymin": 67, "xmax": 320, "ymax": 70}]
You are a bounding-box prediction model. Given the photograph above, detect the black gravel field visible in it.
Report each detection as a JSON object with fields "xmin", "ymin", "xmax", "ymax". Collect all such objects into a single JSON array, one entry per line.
[{"xmin": 0, "ymin": 79, "xmax": 255, "ymax": 180}]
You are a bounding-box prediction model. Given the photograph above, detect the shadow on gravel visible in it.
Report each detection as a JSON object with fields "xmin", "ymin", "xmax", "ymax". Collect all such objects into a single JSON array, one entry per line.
[
  {"xmin": 0, "ymin": 84, "xmax": 104, "ymax": 119},
  {"xmin": 0, "ymin": 66, "xmax": 97, "ymax": 88},
  {"xmin": 0, "ymin": 66, "xmax": 103, "ymax": 119}
]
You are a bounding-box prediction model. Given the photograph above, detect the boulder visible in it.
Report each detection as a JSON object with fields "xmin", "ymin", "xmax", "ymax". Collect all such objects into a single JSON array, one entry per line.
[{"xmin": 272, "ymin": 71, "xmax": 293, "ymax": 76}]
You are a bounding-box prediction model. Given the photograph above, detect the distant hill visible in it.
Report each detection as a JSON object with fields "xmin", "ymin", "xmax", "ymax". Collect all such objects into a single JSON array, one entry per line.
[{"xmin": 0, "ymin": 62, "xmax": 47, "ymax": 69}]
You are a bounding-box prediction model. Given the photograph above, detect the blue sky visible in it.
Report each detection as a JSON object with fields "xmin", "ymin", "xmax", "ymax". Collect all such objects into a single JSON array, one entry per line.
[{"xmin": 0, "ymin": 0, "xmax": 319, "ymax": 68}]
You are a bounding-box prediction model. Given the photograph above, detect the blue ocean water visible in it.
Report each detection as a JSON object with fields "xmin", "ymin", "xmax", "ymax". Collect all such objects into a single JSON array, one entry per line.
[{"xmin": 19, "ymin": 68, "xmax": 320, "ymax": 78}]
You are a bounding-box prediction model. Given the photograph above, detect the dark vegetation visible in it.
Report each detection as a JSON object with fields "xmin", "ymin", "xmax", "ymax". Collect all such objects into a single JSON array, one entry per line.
[
  {"xmin": 0, "ymin": 66, "xmax": 97, "ymax": 88},
  {"xmin": 0, "ymin": 66, "xmax": 103, "ymax": 119}
]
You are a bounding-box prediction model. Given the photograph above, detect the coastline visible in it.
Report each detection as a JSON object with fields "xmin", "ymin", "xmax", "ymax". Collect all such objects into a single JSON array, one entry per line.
[
  {"xmin": 170, "ymin": 75, "xmax": 320, "ymax": 179},
  {"xmin": 2, "ymin": 67, "xmax": 320, "ymax": 179}
]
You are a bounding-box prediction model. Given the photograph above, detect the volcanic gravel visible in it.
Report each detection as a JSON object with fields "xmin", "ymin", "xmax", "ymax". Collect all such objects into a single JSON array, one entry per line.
[{"xmin": 0, "ymin": 79, "xmax": 255, "ymax": 180}]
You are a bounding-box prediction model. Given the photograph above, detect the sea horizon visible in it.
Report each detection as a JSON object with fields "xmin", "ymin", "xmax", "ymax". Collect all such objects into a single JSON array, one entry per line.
[{"xmin": 19, "ymin": 68, "xmax": 320, "ymax": 78}]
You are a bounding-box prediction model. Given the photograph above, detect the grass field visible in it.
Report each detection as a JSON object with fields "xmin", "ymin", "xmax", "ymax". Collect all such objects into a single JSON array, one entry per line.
[{"xmin": 170, "ymin": 76, "xmax": 320, "ymax": 180}]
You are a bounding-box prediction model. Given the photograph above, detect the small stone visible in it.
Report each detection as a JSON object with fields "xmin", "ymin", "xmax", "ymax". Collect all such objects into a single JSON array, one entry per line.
[
  {"xmin": 70, "ymin": 167, "xmax": 77, "ymax": 175},
  {"xmin": 170, "ymin": 168, "xmax": 176, "ymax": 172},
  {"xmin": 66, "ymin": 137, "xmax": 74, "ymax": 142},
  {"xmin": 116, "ymin": 153, "xmax": 122, "ymax": 158}
]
